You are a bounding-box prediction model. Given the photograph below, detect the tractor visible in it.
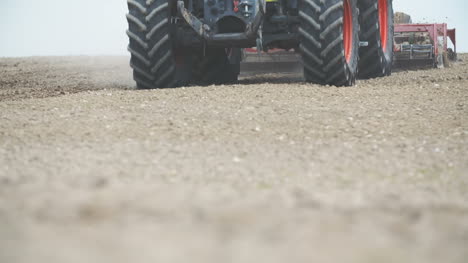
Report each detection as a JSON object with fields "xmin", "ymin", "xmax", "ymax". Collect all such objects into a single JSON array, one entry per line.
[{"xmin": 126, "ymin": 0, "xmax": 394, "ymax": 88}]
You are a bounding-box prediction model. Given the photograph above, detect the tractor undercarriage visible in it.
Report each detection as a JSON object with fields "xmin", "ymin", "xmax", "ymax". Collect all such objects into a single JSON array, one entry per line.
[{"xmin": 174, "ymin": 0, "xmax": 299, "ymax": 50}]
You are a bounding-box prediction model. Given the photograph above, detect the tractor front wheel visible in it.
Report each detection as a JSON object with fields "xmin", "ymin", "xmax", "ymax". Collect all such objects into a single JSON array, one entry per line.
[
  {"xmin": 358, "ymin": 0, "xmax": 394, "ymax": 78},
  {"xmin": 299, "ymin": 0, "xmax": 360, "ymax": 86},
  {"xmin": 126, "ymin": 0, "xmax": 190, "ymax": 89}
]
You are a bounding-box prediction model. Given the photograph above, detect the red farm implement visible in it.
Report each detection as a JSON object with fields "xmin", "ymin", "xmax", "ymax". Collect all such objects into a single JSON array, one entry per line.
[{"xmin": 394, "ymin": 23, "xmax": 457, "ymax": 68}]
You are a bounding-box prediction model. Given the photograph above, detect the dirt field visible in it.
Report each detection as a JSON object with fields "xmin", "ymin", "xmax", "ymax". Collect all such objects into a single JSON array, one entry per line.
[{"xmin": 1, "ymin": 55, "xmax": 468, "ymax": 263}]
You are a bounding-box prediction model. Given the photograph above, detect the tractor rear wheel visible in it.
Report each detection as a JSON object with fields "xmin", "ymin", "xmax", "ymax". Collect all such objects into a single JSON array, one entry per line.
[
  {"xmin": 126, "ymin": 0, "xmax": 189, "ymax": 89},
  {"xmin": 299, "ymin": 0, "xmax": 359, "ymax": 86},
  {"xmin": 192, "ymin": 48, "xmax": 241, "ymax": 85},
  {"xmin": 358, "ymin": 0, "xmax": 394, "ymax": 78}
]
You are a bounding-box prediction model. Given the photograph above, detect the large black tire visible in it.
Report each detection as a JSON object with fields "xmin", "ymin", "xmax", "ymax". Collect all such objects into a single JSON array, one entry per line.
[
  {"xmin": 192, "ymin": 48, "xmax": 241, "ymax": 85},
  {"xmin": 358, "ymin": 0, "xmax": 394, "ymax": 78},
  {"xmin": 126, "ymin": 0, "xmax": 189, "ymax": 89},
  {"xmin": 299, "ymin": 0, "xmax": 360, "ymax": 86}
]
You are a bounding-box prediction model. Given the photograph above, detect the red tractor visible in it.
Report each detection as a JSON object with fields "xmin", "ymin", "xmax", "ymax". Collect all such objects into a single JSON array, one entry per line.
[{"xmin": 126, "ymin": 0, "xmax": 394, "ymax": 88}]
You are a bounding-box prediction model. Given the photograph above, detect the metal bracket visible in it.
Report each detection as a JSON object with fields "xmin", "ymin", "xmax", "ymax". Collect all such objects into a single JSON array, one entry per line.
[
  {"xmin": 256, "ymin": 25, "xmax": 263, "ymax": 53},
  {"xmin": 177, "ymin": 1, "xmax": 209, "ymax": 38},
  {"xmin": 359, "ymin": 41, "xmax": 369, "ymax": 47}
]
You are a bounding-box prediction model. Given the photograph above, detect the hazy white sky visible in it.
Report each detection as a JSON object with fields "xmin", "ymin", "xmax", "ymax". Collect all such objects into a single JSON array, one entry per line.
[{"xmin": 0, "ymin": 0, "xmax": 466, "ymax": 56}]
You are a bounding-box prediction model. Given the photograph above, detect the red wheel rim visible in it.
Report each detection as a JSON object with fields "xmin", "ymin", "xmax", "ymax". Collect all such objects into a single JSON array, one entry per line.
[
  {"xmin": 343, "ymin": 0, "xmax": 353, "ymax": 63},
  {"xmin": 378, "ymin": 0, "xmax": 388, "ymax": 51}
]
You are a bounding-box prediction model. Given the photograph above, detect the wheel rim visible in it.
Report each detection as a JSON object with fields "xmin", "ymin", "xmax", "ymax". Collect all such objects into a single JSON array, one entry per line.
[
  {"xmin": 343, "ymin": 0, "xmax": 353, "ymax": 63},
  {"xmin": 378, "ymin": 0, "xmax": 388, "ymax": 51}
]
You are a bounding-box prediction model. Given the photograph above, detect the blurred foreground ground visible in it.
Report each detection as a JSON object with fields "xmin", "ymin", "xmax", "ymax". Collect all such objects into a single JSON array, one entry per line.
[{"xmin": 0, "ymin": 55, "xmax": 468, "ymax": 263}]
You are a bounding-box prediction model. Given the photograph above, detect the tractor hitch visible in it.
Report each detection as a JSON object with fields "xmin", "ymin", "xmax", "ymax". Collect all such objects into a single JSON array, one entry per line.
[{"xmin": 177, "ymin": 0, "xmax": 264, "ymax": 46}]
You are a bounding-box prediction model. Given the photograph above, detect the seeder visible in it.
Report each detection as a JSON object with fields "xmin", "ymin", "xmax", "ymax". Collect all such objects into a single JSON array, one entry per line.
[{"xmin": 394, "ymin": 23, "xmax": 457, "ymax": 68}]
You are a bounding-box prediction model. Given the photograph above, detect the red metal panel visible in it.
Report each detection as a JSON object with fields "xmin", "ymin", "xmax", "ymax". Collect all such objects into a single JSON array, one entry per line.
[
  {"xmin": 447, "ymin": 29, "xmax": 456, "ymax": 53},
  {"xmin": 394, "ymin": 23, "xmax": 456, "ymax": 56}
]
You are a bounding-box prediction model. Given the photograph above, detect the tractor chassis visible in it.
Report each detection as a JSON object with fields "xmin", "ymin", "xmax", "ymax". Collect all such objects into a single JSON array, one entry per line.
[{"xmin": 175, "ymin": 0, "xmax": 299, "ymax": 49}]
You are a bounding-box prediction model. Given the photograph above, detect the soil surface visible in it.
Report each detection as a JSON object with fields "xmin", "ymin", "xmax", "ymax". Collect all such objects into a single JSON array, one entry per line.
[{"xmin": 1, "ymin": 55, "xmax": 468, "ymax": 263}]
